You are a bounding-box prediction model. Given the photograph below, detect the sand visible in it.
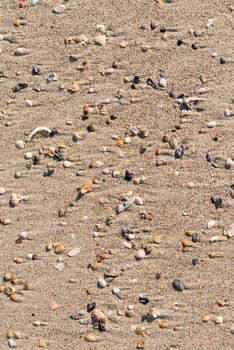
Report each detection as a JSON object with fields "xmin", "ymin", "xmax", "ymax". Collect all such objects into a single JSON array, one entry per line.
[{"xmin": 0, "ymin": 1, "xmax": 233, "ymax": 349}]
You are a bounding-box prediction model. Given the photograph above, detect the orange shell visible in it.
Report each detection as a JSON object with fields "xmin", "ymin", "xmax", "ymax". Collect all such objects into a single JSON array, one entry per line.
[
  {"xmin": 10, "ymin": 294, "xmax": 17, "ymax": 302},
  {"xmin": 116, "ymin": 139, "xmax": 124, "ymax": 148},
  {"xmin": 19, "ymin": 2, "xmax": 27, "ymax": 8},
  {"xmin": 91, "ymin": 309, "xmax": 108, "ymax": 323},
  {"xmin": 155, "ymin": 148, "xmax": 161, "ymax": 156},
  {"xmin": 13, "ymin": 19, "xmax": 20, "ymax": 26},
  {"xmin": 159, "ymin": 322, "xmax": 167, "ymax": 329},
  {"xmin": 54, "ymin": 245, "xmax": 65, "ymax": 254},
  {"xmin": 80, "ymin": 183, "xmax": 91, "ymax": 195}
]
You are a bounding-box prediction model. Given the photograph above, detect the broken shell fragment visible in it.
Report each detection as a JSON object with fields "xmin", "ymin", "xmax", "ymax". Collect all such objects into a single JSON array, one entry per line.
[
  {"xmin": 26, "ymin": 126, "xmax": 52, "ymax": 141},
  {"xmin": 91, "ymin": 309, "xmax": 108, "ymax": 323},
  {"xmin": 80, "ymin": 183, "xmax": 91, "ymax": 195},
  {"xmin": 202, "ymin": 315, "xmax": 210, "ymax": 322},
  {"xmin": 84, "ymin": 333, "xmax": 97, "ymax": 342}
]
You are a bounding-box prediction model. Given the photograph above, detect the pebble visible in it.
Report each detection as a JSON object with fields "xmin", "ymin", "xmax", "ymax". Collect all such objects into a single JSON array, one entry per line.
[
  {"xmin": 135, "ymin": 196, "xmax": 144, "ymax": 205},
  {"xmin": 97, "ymin": 279, "xmax": 107, "ymax": 288},
  {"xmin": 94, "ymin": 35, "xmax": 106, "ymax": 46},
  {"xmin": 25, "ymin": 100, "xmax": 33, "ymax": 107},
  {"xmin": 159, "ymin": 78, "xmax": 167, "ymax": 88},
  {"xmin": 24, "ymin": 152, "xmax": 33, "ymax": 160},
  {"xmin": 214, "ymin": 316, "xmax": 223, "ymax": 324},
  {"xmin": 0, "ymin": 187, "xmax": 6, "ymax": 195},
  {"xmin": 15, "ymin": 47, "xmax": 29, "ymax": 56},
  {"xmin": 207, "ymin": 220, "xmax": 217, "ymax": 229},
  {"xmin": 207, "ymin": 121, "xmax": 216, "ymax": 128},
  {"xmin": 7, "ymin": 339, "xmax": 16, "ymax": 348},
  {"xmin": 172, "ymin": 279, "xmax": 186, "ymax": 291},
  {"xmin": 63, "ymin": 161, "xmax": 73, "ymax": 168},
  {"xmin": 135, "ymin": 249, "xmax": 146, "ymax": 260},
  {"xmin": 53, "ymin": 5, "xmax": 65, "ymax": 14},
  {"xmin": 15, "ymin": 140, "xmax": 25, "ymax": 149}
]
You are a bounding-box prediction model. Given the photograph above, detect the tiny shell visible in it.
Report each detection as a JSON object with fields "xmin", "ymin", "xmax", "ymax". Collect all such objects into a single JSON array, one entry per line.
[
  {"xmin": 159, "ymin": 322, "xmax": 167, "ymax": 329},
  {"xmin": 207, "ymin": 220, "xmax": 217, "ymax": 229},
  {"xmin": 67, "ymin": 247, "xmax": 80, "ymax": 257},
  {"xmin": 135, "ymin": 249, "xmax": 146, "ymax": 260},
  {"xmin": 39, "ymin": 338, "xmax": 46, "ymax": 347},
  {"xmin": 84, "ymin": 333, "xmax": 97, "ymax": 342},
  {"xmin": 91, "ymin": 309, "xmax": 108, "ymax": 323},
  {"xmin": 214, "ymin": 316, "xmax": 223, "ymax": 324},
  {"xmin": 80, "ymin": 183, "xmax": 91, "ymax": 194},
  {"xmin": 54, "ymin": 245, "xmax": 65, "ymax": 254},
  {"xmin": 15, "ymin": 140, "xmax": 25, "ymax": 149},
  {"xmin": 63, "ymin": 160, "xmax": 73, "ymax": 168},
  {"xmin": 153, "ymin": 236, "xmax": 161, "ymax": 244},
  {"xmin": 94, "ymin": 34, "xmax": 106, "ymax": 46},
  {"xmin": 97, "ymin": 278, "xmax": 107, "ymax": 288},
  {"xmin": 207, "ymin": 121, "xmax": 216, "ymax": 128},
  {"xmin": 8, "ymin": 339, "xmax": 16, "ymax": 348},
  {"xmin": 53, "ymin": 5, "xmax": 65, "ymax": 14},
  {"xmin": 202, "ymin": 315, "xmax": 210, "ymax": 322},
  {"xmin": 135, "ymin": 196, "xmax": 144, "ymax": 205}
]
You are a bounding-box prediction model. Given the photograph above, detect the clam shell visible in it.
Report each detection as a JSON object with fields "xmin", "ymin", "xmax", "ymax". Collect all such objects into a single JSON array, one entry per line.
[{"xmin": 84, "ymin": 333, "xmax": 97, "ymax": 342}]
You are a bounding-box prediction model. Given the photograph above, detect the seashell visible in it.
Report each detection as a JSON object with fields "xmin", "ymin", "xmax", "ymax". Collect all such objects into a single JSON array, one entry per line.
[
  {"xmin": 135, "ymin": 249, "xmax": 146, "ymax": 260},
  {"xmin": 159, "ymin": 78, "xmax": 167, "ymax": 88},
  {"xmin": 112, "ymin": 287, "xmax": 120, "ymax": 295},
  {"xmin": 39, "ymin": 338, "xmax": 46, "ymax": 347},
  {"xmin": 84, "ymin": 333, "xmax": 97, "ymax": 342},
  {"xmin": 67, "ymin": 82, "xmax": 80, "ymax": 93},
  {"xmin": 0, "ymin": 187, "xmax": 6, "ymax": 195},
  {"xmin": 24, "ymin": 152, "xmax": 33, "ymax": 160},
  {"xmin": 25, "ymin": 100, "xmax": 33, "ymax": 107},
  {"xmin": 136, "ymin": 341, "xmax": 145, "ymax": 349},
  {"xmin": 116, "ymin": 139, "xmax": 124, "ymax": 148},
  {"xmin": 209, "ymin": 236, "xmax": 227, "ymax": 243},
  {"xmin": 15, "ymin": 140, "xmax": 25, "ymax": 149},
  {"xmin": 153, "ymin": 236, "xmax": 161, "ymax": 244},
  {"xmin": 155, "ymin": 0, "xmax": 165, "ymax": 10},
  {"xmin": 47, "ymin": 72, "xmax": 58, "ymax": 82},
  {"xmin": 67, "ymin": 247, "xmax": 80, "ymax": 257},
  {"xmin": 150, "ymin": 21, "xmax": 158, "ymax": 30},
  {"xmin": 6, "ymin": 329, "xmax": 14, "ymax": 338},
  {"xmin": 63, "ymin": 160, "xmax": 73, "ymax": 168},
  {"xmin": 207, "ymin": 121, "xmax": 216, "ymax": 128},
  {"xmin": 226, "ymin": 225, "xmax": 234, "ymax": 238},
  {"xmin": 225, "ymin": 158, "xmax": 234, "ymax": 168},
  {"xmin": 72, "ymin": 131, "xmax": 83, "ymax": 142},
  {"xmin": 15, "ymin": 47, "xmax": 29, "ymax": 56},
  {"xmin": 7, "ymin": 339, "xmax": 16, "ymax": 348},
  {"xmin": 18, "ymin": 232, "xmax": 28, "ymax": 240},
  {"xmin": 53, "ymin": 5, "xmax": 65, "ymax": 14},
  {"xmin": 214, "ymin": 316, "xmax": 223, "ymax": 324},
  {"xmin": 97, "ymin": 278, "xmax": 107, "ymax": 288},
  {"xmin": 135, "ymin": 196, "xmax": 144, "ymax": 205},
  {"xmin": 94, "ymin": 34, "xmax": 106, "ymax": 46},
  {"xmin": 33, "ymin": 321, "xmax": 48, "ymax": 327},
  {"xmin": 96, "ymin": 24, "xmax": 106, "ymax": 34},
  {"xmin": 26, "ymin": 126, "xmax": 52, "ymax": 141},
  {"xmin": 80, "ymin": 183, "xmax": 91, "ymax": 195},
  {"xmin": 202, "ymin": 315, "xmax": 210, "ymax": 322},
  {"xmin": 105, "ymin": 68, "xmax": 114, "ymax": 75},
  {"xmin": 19, "ymin": 2, "xmax": 27, "ymax": 8},
  {"xmin": 159, "ymin": 322, "xmax": 167, "ymax": 329},
  {"xmin": 207, "ymin": 220, "xmax": 217, "ymax": 229},
  {"xmin": 54, "ymin": 262, "xmax": 65, "ymax": 272},
  {"xmin": 74, "ymin": 36, "xmax": 81, "ymax": 43},
  {"xmin": 119, "ymin": 40, "xmax": 128, "ymax": 48},
  {"xmin": 91, "ymin": 309, "xmax": 108, "ymax": 323},
  {"xmin": 54, "ymin": 245, "xmax": 65, "ymax": 254}
]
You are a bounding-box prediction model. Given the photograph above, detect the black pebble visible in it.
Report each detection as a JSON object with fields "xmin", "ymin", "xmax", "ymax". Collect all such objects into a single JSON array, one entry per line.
[
  {"xmin": 32, "ymin": 66, "xmax": 41, "ymax": 75},
  {"xmin": 133, "ymin": 75, "xmax": 140, "ymax": 84},
  {"xmin": 43, "ymin": 169, "xmax": 54, "ymax": 177},
  {"xmin": 172, "ymin": 279, "xmax": 186, "ymax": 291},
  {"xmin": 177, "ymin": 39, "xmax": 183, "ymax": 46},
  {"xmin": 87, "ymin": 302, "xmax": 96, "ymax": 313},
  {"xmin": 124, "ymin": 170, "xmax": 133, "ymax": 181},
  {"xmin": 32, "ymin": 155, "xmax": 40, "ymax": 165},
  {"xmin": 192, "ymin": 233, "xmax": 200, "ymax": 243},
  {"xmin": 98, "ymin": 320, "xmax": 106, "ymax": 332},
  {"xmin": 87, "ymin": 124, "xmax": 95, "ymax": 132},
  {"xmin": 110, "ymin": 114, "xmax": 117, "ymax": 120},
  {"xmin": 139, "ymin": 296, "xmax": 149, "ymax": 305},
  {"xmin": 210, "ymin": 196, "xmax": 222, "ymax": 209},
  {"xmin": 192, "ymin": 258, "xmax": 200, "ymax": 266},
  {"xmin": 12, "ymin": 83, "xmax": 28, "ymax": 93},
  {"xmin": 206, "ymin": 153, "xmax": 212, "ymax": 162},
  {"xmin": 220, "ymin": 57, "xmax": 226, "ymax": 64},
  {"xmin": 175, "ymin": 148, "xmax": 183, "ymax": 159},
  {"xmin": 155, "ymin": 272, "xmax": 161, "ymax": 279}
]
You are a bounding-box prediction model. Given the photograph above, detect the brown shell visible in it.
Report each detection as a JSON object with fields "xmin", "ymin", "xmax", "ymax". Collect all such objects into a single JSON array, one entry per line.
[{"xmin": 91, "ymin": 309, "xmax": 108, "ymax": 323}]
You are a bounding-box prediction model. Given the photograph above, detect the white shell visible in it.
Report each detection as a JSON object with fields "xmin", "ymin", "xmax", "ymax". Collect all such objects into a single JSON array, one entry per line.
[
  {"xmin": 26, "ymin": 126, "xmax": 52, "ymax": 141},
  {"xmin": 135, "ymin": 249, "xmax": 146, "ymax": 260},
  {"xmin": 15, "ymin": 140, "xmax": 25, "ymax": 149},
  {"xmin": 67, "ymin": 247, "xmax": 80, "ymax": 257},
  {"xmin": 25, "ymin": 100, "xmax": 33, "ymax": 107},
  {"xmin": 214, "ymin": 316, "xmax": 223, "ymax": 324},
  {"xmin": 63, "ymin": 161, "xmax": 73, "ymax": 168},
  {"xmin": 207, "ymin": 121, "xmax": 216, "ymax": 128},
  {"xmin": 15, "ymin": 47, "xmax": 29, "ymax": 56},
  {"xmin": 18, "ymin": 232, "xmax": 28, "ymax": 240},
  {"xmin": 8, "ymin": 339, "xmax": 16, "ymax": 348},
  {"xmin": 53, "ymin": 5, "xmax": 65, "ymax": 14},
  {"xmin": 24, "ymin": 152, "xmax": 33, "ymax": 160},
  {"xmin": 0, "ymin": 187, "xmax": 6, "ymax": 195},
  {"xmin": 112, "ymin": 287, "xmax": 120, "ymax": 295},
  {"xmin": 159, "ymin": 78, "xmax": 167, "ymax": 88},
  {"xmin": 135, "ymin": 196, "xmax": 144, "ymax": 205},
  {"xmin": 207, "ymin": 220, "xmax": 216, "ymax": 229},
  {"xmin": 97, "ymin": 279, "xmax": 107, "ymax": 288}
]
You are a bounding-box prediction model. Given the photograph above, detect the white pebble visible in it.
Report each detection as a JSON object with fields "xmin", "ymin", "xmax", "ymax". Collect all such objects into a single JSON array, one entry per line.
[
  {"xmin": 105, "ymin": 68, "xmax": 114, "ymax": 75},
  {"xmin": 18, "ymin": 231, "xmax": 28, "ymax": 240},
  {"xmin": 0, "ymin": 187, "xmax": 6, "ymax": 195},
  {"xmin": 15, "ymin": 140, "xmax": 25, "ymax": 149},
  {"xmin": 124, "ymin": 136, "xmax": 131, "ymax": 144},
  {"xmin": 54, "ymin": 262, "xmax": 65, "ymax": 272},
  {"xmin": 8, "ymin": 339, "xmax": 16, "ymax": 348},
  {"xmin": 112, "ymin": 287, "xmax": 120, "ymax": 295},
  {"xmin": 94, "ymin": 35, "xmax": 106, "ymax": 46},
  {"xmin": 135, "ymin": 196, "xmax": 144, "ymax": 205},
  {"xmin": 24, "ymin": 152, "xmax": 33, "ymax": 159},
  {"xmin": 97, "ymin": 279, "xmax": 107, "ymax": 288},
  {"xmin": 135, "ymin": 249, "xmax": 146, "ymax": 260},
  {"xmin": 63, "ymin": 161, "xmax": 73, "ymax": 168},
  {"xmin": 127, "ymin": 304, "xmax": 134, "ymax": 310},
  {"xmin": 207, "ymin": 220, "xmax": 216, "ymax": 229},
  {"xmin": 214, "ymin": 316, "xmax": 223, "ymax": 324},
  {"xmin": 159, "ymin": 78, "xmax": 167, "ymax": 88},
  {"xmin": 225, "ymin": 158, "xmax": 234, "ymax": 168},
  {"xmin": 207, "ymin": 121, "xmax": 216, "ymax": 128},
  {"xmin": 102, "ymin": 168, "xmax": 110, "ymax": 175},
  {"xmin": 123, "ymin": 241, "xmax": 132, "ymax": 249},
  {"xmin": 53, "ymin": 5, "xmax": 65, "ymax": 14},
  {"xmin": 15, "ymin": 47, "xmax": 29, "ymax": 56},
  {"xmin": 25, "ymin": 100, "xmax": 33, "ymax": 107}
]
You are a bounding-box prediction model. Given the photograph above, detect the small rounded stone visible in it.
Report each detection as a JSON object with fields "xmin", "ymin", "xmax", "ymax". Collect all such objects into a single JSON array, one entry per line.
[
  {"xmin": 24, "ymin": 152, "xmax": 33, "ymax": 159},
  {"xmin": 135, "ymin": 249, "xmax": 146, "ymax": 260},
  {"xmin": 15, "ymin": 140, "xmax": 25, "ymax": 149},
  {"xmin": 97, "ymin": 279, "xmax": 107, "ymax": 288}
]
